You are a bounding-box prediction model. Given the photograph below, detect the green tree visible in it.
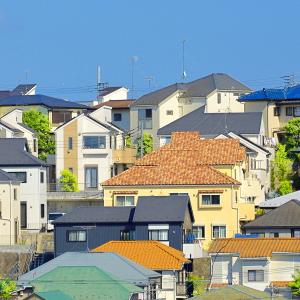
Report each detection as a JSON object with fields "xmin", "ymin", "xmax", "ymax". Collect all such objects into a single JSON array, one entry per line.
[
  {"xmin": 187, "ymin": 274, "xmax": 206, "ymax": 296},
  {"xmin": 289, "ymin": 270, "xmax": 300, "ymax": 295},
  {"xmin": 23, "ymin": 110, "xmax": 55, "ymax": 161},
  {"xmin": 137, "ymin": 133, "xmax": 153, "ymax": 157},
  {"xmin": 59, "ymin": 169, "xmax": 79, "ymax": 192},
  {"xmin": 271, "ymin": 144, "xmax": 293, "ymax": 195},
  {"xmin": 284, "ymin": 118, "xmax": 300, "ymax": 152},
  {"xmin": 0, "ymin": 278, "xmax": 16, "ymax": 299},
  {"xmin": 125, "ymin": 134, "xmax": 133, "ymax": 148}
]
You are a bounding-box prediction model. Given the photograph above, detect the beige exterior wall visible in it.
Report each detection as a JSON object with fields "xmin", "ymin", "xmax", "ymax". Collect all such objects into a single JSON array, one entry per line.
[
  {"xmin": 0, "ymin": 182, "xmax": 20, "ymax": 245},
  {"xmin": 103, "ymin": 182, "xmax": 255, "ymax": 249}
]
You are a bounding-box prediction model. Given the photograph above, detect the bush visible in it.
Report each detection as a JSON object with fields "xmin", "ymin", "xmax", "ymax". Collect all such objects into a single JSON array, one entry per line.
[{"xmin": 59, "ymin": 169, "xmax": 79, "ymax": 192}]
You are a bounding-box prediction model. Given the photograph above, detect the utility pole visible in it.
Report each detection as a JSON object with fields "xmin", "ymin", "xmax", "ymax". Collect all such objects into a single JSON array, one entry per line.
[
  {"xmin": 182, "ymin": 40, "xmax": 187, "ymax": 81},
  {"xmin": 97, "ymin": 65, "xmax": 101, "ymax": 101},
  {"xmin": 131, "ymin": 56, "xmax": 138, "ymax": 98},
  {"xmin": 140, "ymin": 121, "xmax": 144, "ymax": 157}
]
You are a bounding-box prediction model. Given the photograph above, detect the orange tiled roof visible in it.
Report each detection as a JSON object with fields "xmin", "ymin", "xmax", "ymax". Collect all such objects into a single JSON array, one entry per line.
[
  {"xmin": 271, "ymin": 281, "xmax": 292, "ymax": 288},
  {"xmin": 209, "ymin": 238, "xmax": 300, "ymax": 258},
  {"xmin": 103, "ymin": 132, "xmax": 244, "ymax": 186},
  {"xmin": 92, "ymin": 241, "xmax": 190, "ymax": 270},
  {"xmin": 93, "ymin": 100, "xmax": 134, "ymax": 109}
]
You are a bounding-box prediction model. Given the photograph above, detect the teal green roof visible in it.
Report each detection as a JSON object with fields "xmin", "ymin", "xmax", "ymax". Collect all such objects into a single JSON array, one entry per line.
[
  {"xmin": 35, "ymin": 291, "xmax": 73, "ymax": 300},
  {"xmin": 30, "ymin": 266, "xmax": 142, "ymax": 300}
]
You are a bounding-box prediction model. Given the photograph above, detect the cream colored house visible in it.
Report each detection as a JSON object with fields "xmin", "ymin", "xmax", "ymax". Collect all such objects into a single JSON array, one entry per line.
[
  {"xmin": 55, "ymin": 106, "xmax": 136, "ymax": 192},
  {"xmin": 130, "ymin": 73, "xmax": 251, "ymax": 148},
  {"xmin": 0, "ymin": 109, "xmax": 38, "ymax": 156},
  {"xmin": 0, "ymin": 169, "xmax": 20, "ymax": 245},
  {"xmin": 102, "ymin": 132, "xmax": 256, "ymax": 249}
]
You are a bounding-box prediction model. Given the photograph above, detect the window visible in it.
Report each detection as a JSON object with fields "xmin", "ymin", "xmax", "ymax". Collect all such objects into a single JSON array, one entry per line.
[
  {"xmin": 286, "ymin": 107, "xmax": 293, "ymax": 116},
  {"xmin": 292, "ymin": 230, "xmax": 300, "ymax": 237},
  {"xmin": 40, "ymin": 172, "xmax": 44, "ymax": 183},
  {"xmin": 250, "ymin": 232, "xmax": 265, "ymax": 237},
  {"xmin": 41, "ymin": 204, "xmax": 45, "ymax": 219},
  {"xmin": 69, "ymin": 168, "xmax": 73, "ymax": 173},
  {"xmin": 248, "ymin": 270, "xmax": 264, "ymax": 282},
  {"xmin": 235, "ymin": 191, "xmax": 238, "ymax": 203},
  {"xmin": 85, "ymin": 167, "xmax": 98, "ymax": 189},
  {"xmin": 33, "ymin": 139, "xmax": 37, "ymax": 152},
  {"xmin": 233, "ymin": 92, "xmax": 240, "ymax": 97},
  {"xmin": 166, "ymin": 110, "xmax": 173, "ymax": 116},
  {"xmin": 68, "ymin": 137, "xmax": 73, "ymax": 150},
  {"xmin": 83, "ymin": 136, "xmax": 106, "ymax": 149},
  {"xmin": 115, "ymin": 195, "xmax": 134, "ymax": 206},
  {"xmin": 14, "ymin": 188, "xmax": 17, "ymax": 200},
  {"xmin": 192, "ymin": 226, "xmax": 205, "ymax": 239},
  {"xmin": 52, "ymin": 111, "xmax": 72, "ymax": 124},
  {"xmin": 138, "ymin": 109, "xmax": 153, "ymax": 129},
  {"xmin": 201, "ymin": 194, "xmax": 220, "ymax": 206},
  {"xmin": 170, "ymin": 193, "xmax": 189, "ymax": 196},
  {"xmin": 149, "ymin": 229, "xmax": 169, "ymax": 241},
  {"xmin": 269, "ymin": 232, "xmax": 279, "ymax": 238},
  {"xmin": 8, "ymin": 172, "xmax": 27, "ymax": 183},
  {"xmin": 217, "ymin": 93, "xmax": 222, "ymax": 104},
  {"xmin": 67, "ymin": 230, "xmax": 86, "ymax": 242},
  {"xmin": 113, "ymin": 113, "xmax": 122, "ymax": 122},
  {"xmin": 294, "ymin": 107, "xmax": 300, "ymax": 117},
  {"xmin": 273, "ymin": 107, "xmax": 280, "ymax": 116},
  {"xmin": 120, "ymin": 230, "xmax": 134, "ymax": 241},
  {"xmin": 212, "ymin": 225, "xmax": 226, "ymax": 238}
]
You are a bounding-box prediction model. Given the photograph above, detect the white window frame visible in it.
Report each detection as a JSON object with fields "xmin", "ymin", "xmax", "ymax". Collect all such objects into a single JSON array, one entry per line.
[
  {"xmin": 200, "ymin": 194, "xmax": 221, "ymax": 206},
  {"xmin": 247, "ymin": 270, "xmax": 264, "ymax": 282},
  {"xmin": 115, "ymin": 195, "xmax": 135, "ymax": 206},
  {"xmin": 192, "ymin": 226, "xmax": 205, "ymax": 239},
  {"xmin": 67, "ymin": 230, "xmax": 87, "ymax": 242},
  {"xmin": 212, "ymin": 225, "xmax": 226, "ymax": 239}
]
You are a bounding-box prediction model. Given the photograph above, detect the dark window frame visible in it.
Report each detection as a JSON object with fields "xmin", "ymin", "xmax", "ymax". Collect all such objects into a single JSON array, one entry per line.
[
  {"xmin": 83, "ymin": 136, "xmax": 106, "ymax": 149},
  {"xmin": 84, "ymin": 166, "xmax": 98, "ymax": 189},
  {"xmin": 67, "ymin": 230, "xmax": 87, "ymax": 242},
  {"xmin": 40, "ymin": 171, "xmax": 44, "ymax": 184},
  {"xmin": 41, "ymin": 204, "xmax": 45, "ymax": 219},
  {"xmin": 113, "ymin": 113, "xmax": 122, "ymax": 122},
  {"xmin": 286, "ymin": 107, "xmax": 293, "ymax": 116},
  {"xmin": 8, "ymin": 172, "xmax": 27, "ymax": 183},
  {"xmin": 148, "ymin": 229, "xmax": 169, "ymax": 241},
  {"xmin": 248, "ymin": 270, "xmax": 264, "ymax": 282},
  {"xmin": 192, "ymin": 226, "xmax": 205, "ymax": 239},
  {"xmin": 274, "ymin": 107, "xmax": 280, "ymax": 116},
  {"xmin": 68, "ymin": 137, "xmax": 73, "ymax": 150}
]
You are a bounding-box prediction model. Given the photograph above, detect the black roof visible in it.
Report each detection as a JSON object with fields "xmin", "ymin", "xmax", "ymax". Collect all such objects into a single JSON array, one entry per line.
[
  {"xmin": 0, "ymin": 138, "xmax": 46, "ymax": 167},
  {"xmin": 132, "ymin": 73, "xmax": 251, "ymax": 106},
  {"xmin": 12, "ymin": 84, "xmax": 36, "ymax": 95},
  {"xmin": 133, "ymin": 195, "xmax": 194, "ymax": 223},
  {"xmin": 243, "ymin": 200, "xmax": 300, "ymax": 229},
  {"xmin": 0, "ymin": 94, "xmax": 90, "ymax": 109},
  {"xmin": 0, "ymin": 169, "xmax": 16, "ymax": 182},
  {"xmin": 54, "ymin": 195, "xmax": 194, "ymax": 224},
  {"xmin": 157, "ymin": 107, "xmax": 263, "ymax": 136},
  {"xmin": 99, "ymin": 87, "xmax": 123, "ymax": 97}
]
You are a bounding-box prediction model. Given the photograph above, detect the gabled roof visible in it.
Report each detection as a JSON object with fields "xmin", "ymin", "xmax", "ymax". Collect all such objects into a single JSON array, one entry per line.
[
  {"xmin": 17, "ymin": 123, "xmax": 35, "ymax": 133},
  {"xmin": 30, "ymin": 266, "xmax": 142, "ymax": 300},
  {"xmin": 93, "ymin": 241, "xmax": 190, "ymax": 270},
  {"xmin": 157, "ymin": 107, "xmax": 263, "ymax": 136},
  {"xmin": 244, "ymin": 200, "xmax": 300, "ymax": 228},
  {"xmin": 259, "ymin": 191, "xmax": 300, "ymax": 208},
  {"xmin": 209, "ymin": 238, "xmax": 300, "ymax": 258},
  {"xmin": 12, "ymin": 84, "xmax": 36, "ymax": 95},
  {"xmin": 0, "ymin": 120, "xmax": 22, "ymax": 133},
  {"xmin": 18, "ymin": 252, "xmax": 159, "ymax": 287},
  {"xmin": 0, "ymin": 169, "xmax": 16, "ymax": 182},
  {"xmin": 33, "ymin": 291, "xmax": 72, "ymax": 300},
  {"xmin": 93, "ymin": 99, "xmax": 135, "ymax": 109},
  {"xmin": 99, "ymin": 87, "xmax": 124, "ymax": 97},
  {"xmin": 0, "ymin": 94, "xmax": 89, "ymax": 109},
  {"xmin": 103, "ymin": 132, "xmax": 244, "ymax": 187},
  {"xmin": 133, "ymin": 73, "xmax": 251, "ymax": 106},
  {"xmin": 0, "ymin": 138, "xmax": 46, "ymax": 166},
  {"xmin": 239, "ymin": 84, "xmax": 300, "ymax": 102},
  {"xmin": 133, "ymin": 195, "xmax": 195, "ymax": 223}
]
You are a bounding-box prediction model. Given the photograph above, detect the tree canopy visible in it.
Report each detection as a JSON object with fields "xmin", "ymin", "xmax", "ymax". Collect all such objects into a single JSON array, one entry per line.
[
  {"xmin": 59, "ymin": 169, "xmax": 79, "ymax": 192},
  {"xmin": 23, "ymin": 110, "xmax": 55, "ymax": 161},
  {"xmin": 0, "ymin": 277, "xmax": 16, "ymax": 299},
  {"xmin": 137, "ymin": 133, "xmax": 153, "ymax": 157},
  {"xmin": 289, "ymin": 270, "xmax": 300, "ymax": 295},
  {"xmin": 284, "ymin": 118, "xmax": 300, "ymax": 152}
]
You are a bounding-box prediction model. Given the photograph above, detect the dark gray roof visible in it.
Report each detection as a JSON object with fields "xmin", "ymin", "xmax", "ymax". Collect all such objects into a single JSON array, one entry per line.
[
  {"xmin": 244, "ymin": 200, "xmax": 300, "ymax": 229},
  {"xmin": 18, "ymin": 252, "xmax": 160, "ymax": 287},
  {"xmin": 54, "ymin": 206, "xmax": 134, "ymax": 224},
  {"xmin": 132, "ymin": 73, "xmax": 251, "ymax": 106},
  {"xmin": 157, "ymin": 107, "xmax": 263, "ymax": 136},
  {"xmin": 0, "ymin": 169, "xmax": 16, "ymax": 182},
  {"xmin": 259, "ymin": 191, "xmax": 300, "ymax": 208},
  {"xmin": 17, "ymin": 123, "xmax": 35, "ymax": 133},
  {"xmin": 12, "ymin": 84, "xmax": 36, "ymax": 95},
  {"xmin": 0, "ymin": 120, "xmax": 22, "ymax": 133},
  {"xmin": 99, "ymin": 87, "xmax": 123, "ymax": 97},
  {"xmin": 0, "ymin": 138, "xmax": 46, "ymax": 166},
  {"xmin": 133, "ymin": 195, "xmax": 194, "ymax": 223}
]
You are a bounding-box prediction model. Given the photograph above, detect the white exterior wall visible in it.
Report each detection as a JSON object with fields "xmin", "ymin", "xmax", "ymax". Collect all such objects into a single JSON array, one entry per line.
[
  {"xmin": 89, "ymin": 106, "xmax": 112, "ymax": 123},
  {"xmin": 1, "ymin": 167, "xmax": 47, "ymax": 231},
  {"xmin": 245, "ymin": 228, "xmax": 293, "ymax": 238},
  {"xmin": 0, "ymin": 181, "xmax": 20, "ymax": 245},
  {"xmin": 101, "ymin": 88, "xmax": 128, "ymax": 102},
  {"xmin": 161, "ymin": 271, "xmax": 177, "ymax": 300}
]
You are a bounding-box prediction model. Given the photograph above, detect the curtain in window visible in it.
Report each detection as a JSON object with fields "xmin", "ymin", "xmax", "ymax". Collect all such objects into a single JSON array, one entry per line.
[
  {"xmin": 85, "ymin": 168, "xmax": 97, "ymax": 188},
  {"xmin": 68, "ymin": 231, "xmax": 77, "ymax": 241},
  {"xmin": 159, "ymin": 230, "xmax": 168, "ymax": 241},
  {"xmin": 78, "ymin": 231, "xmax": 86, "ymax": 241}
]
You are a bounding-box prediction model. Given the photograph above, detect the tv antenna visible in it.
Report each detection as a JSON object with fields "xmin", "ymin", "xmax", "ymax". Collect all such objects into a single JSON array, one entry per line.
[
  {"xmin": 131, "ymin": 56, "xmax": 138, "ymax": 97},
  {"xmin": 145, "ymin": 76, "xmax": 154, "ymax": 90}
]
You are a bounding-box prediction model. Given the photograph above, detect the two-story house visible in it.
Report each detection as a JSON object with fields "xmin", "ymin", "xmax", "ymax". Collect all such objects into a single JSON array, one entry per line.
[
  {"xmin": 130, "ymin": 73, "xmax": 251, "ymax": 147},
  {"xmin": 0, "ymin": 169, "xmax": 20, "ymax": 245},
  {"xmin": 102, "ymin": 131, "xmax": 256, "ymax": 249},
  {"xmin": 0, "ymin": 139, "xmax": 47, "ymax": 231},
  {"xmin": 239, "ymin": 84, "xmax": 300, "ymax": 143}
]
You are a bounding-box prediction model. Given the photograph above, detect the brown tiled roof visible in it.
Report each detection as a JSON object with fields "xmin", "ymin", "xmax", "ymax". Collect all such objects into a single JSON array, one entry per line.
[
  {"xmin": 271, "ymin": 281, "xmax": 292, "ymax": 288},
  {"xmin": 209, "ymin": 238, "xmax": 300, "ymax": 258},
  {"xmin": 93, "ymin": 99, "xmax": 135, "ymax": 109},
  {"xmin": 92, "ymin": 241, "xmax": 190, "ymax": 270},
  {"xmin": 103, "ymin": 132, "xmax": 244, "ymax": 186}
]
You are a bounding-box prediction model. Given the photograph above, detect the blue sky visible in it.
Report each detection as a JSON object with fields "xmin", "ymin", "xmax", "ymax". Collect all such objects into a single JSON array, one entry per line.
[{"xmin": 1, "ymin": 0, "xmax": 300, "ymax": 100}]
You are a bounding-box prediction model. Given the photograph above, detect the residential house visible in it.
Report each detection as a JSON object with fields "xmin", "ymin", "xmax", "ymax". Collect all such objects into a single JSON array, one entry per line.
[
  {"xmin": 0, "ymin": 94, "xmax": 90, "ymax": 130},
  {"xmin": 22, "ymin": 266, "xmax": 142, "ymax": 300},
  {"xmin": 0, "ymin": 169, "xmax": 20, "ymax": 245},
  {"xmin": 0, "ymin": 84, "xmax": 37, "ymax": 99},
  {"xmin": 209, "ymin": 238, "xmax": 300, "ymax": 298},
  {"xmin": 131, "ymin": 73, "xmax": 251, "ymax": 147},
  {"xmin": 102, "ymin": 132, "xmax": 256, "ymax": 249},
  {"xmin": 157, "ymin": 108, "xmax": 271, "ymax": 203},
  {"xmin": 243, "ymin": 200, "xmax": 300, "ymax": 237},
  {"xmin": 0, "ymin": 109, "xmax": 38, "ymax": 156},
  {"xmin": 55, "ymin": 106, "xmax": 135, "ymax": 194},
  {"xmin": 93, "ymin": 99, "xmax": 135, "ymax": 131},
  {"xmin": 0, "ymin": 139, "xmax": 47, "ymax": 231},
  {"xmin": 18, "ymin": 252, "xmax": 161, "ymax": 300},
  {"xmin": 259, "ymin": 190, "xmax": 300, "ymax": 212},
  {"xmin": 239, "ymin": 84, "xmax": 300, "ymax": 143},
  {"xmin": 93, "ymin": 240, "xmax": 190, "ymax": 300},
  {"xmin": 53, "ymin": 195, "xmax": 200, "ymax": 258}
]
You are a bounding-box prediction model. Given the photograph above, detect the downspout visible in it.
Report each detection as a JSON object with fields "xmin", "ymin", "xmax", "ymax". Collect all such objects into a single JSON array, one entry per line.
[
  {"xmin": 231, "ymin": 183, "xmax": 239, "ymax": 235},
  {"xmin": 9, "ymin": 181, "xmax": 12, "ymax": 245}
]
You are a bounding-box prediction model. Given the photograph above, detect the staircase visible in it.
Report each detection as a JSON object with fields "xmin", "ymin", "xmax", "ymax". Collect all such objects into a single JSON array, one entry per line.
[{"xmin": 30, "ymin": 252, "xmax": 54, "ymax": 270}]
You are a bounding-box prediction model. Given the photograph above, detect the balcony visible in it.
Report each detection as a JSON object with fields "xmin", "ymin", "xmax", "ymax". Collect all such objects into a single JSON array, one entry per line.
[
  {"xmin": 183, "ymin": 240, "xmax": 203, "ymax": 259},
  {"xmin": 113, "ymin": 147, "xmax": 137, "ymax": 165}
]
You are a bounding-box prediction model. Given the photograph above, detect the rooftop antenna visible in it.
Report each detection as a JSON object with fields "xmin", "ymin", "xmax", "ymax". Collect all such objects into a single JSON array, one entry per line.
[
  {"xmin": 281, "ymin": 74, "xmax": 296, "ymax": 88},
  {"xmin": 182, "ymin": 40, "xmax": 187, "ymax": 81},
  {"xmin": 96, "ymin": 66, "xmax": 109, "ymax": 102},
  {"xmin": 145, "ymin": 76, "xmax": 154, "ymax": 90}
]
